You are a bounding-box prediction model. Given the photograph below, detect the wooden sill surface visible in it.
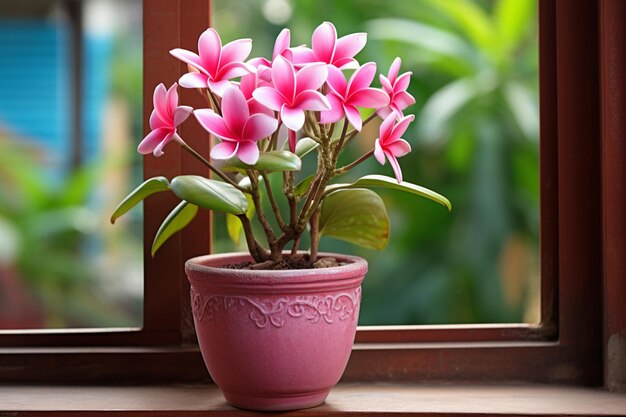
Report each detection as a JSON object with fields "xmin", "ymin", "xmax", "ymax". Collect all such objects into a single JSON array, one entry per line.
[{"xmin": 2, "ymin": 383, "xmax": 626, "ymax": 416}]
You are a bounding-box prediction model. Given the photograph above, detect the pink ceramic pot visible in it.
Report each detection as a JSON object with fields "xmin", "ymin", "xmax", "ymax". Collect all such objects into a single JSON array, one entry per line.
[{"xmin": 185, "ymin": 252, "xmax": 367, "ymax": 411}]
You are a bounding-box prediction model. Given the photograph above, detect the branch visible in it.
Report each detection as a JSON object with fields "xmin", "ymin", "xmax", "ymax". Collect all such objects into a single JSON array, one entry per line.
[
  {"xmin": 261, "ymin": 171, "xmax": 287, "ymax": 232},
  {"xmin": 334, "ymin": 149, "xmax": 374, "ymax": 176},
  {"xmin": 238, "ymin": 214, "xmax": 266, "ymax": 262},
  {"xmin": 246, "ymin": 170, "xmax": 278, "ymax": 254}
]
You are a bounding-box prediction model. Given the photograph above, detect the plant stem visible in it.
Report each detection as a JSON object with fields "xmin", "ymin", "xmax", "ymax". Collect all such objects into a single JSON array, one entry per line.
[
  {"xmin": 261, "ymin": 171, "xmax": 287, "ymax": 231},
  {"xmin": 208, "ymin": 90, "xmax": 222, "ymax": 114},
  {"xmin": 309, "ymin": 208, "xmax": 320, "ymax": 263},
  {"xmin": 290, "ymin": 234, "xmax": 301, "ymax": 256},
  {"xmin": 332, "ymin": 119, "xmax": 350, "ymax": 162},
  {"xmin": 335, "ymin": 149, "xmax": 374, "ymax": 176},
  {"xmin": 238, "ymin": 214, "xmax": 266, "ymax": 262},
  {"xmin": 247, "ymin": 170, "xmax": 279, "ymax": 257},
  {"xmin": 179, "ymin": 142, "xmax": 245, "ymax": 192}
]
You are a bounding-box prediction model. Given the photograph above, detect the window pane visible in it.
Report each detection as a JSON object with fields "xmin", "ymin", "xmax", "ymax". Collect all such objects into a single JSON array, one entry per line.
[
  {"xmin": 211, "ymin": 0, "xmax": 540, "ymax": 326},
  {"xmin": 0, "ymin": 0, "xmax": 143, "ymax": 329}
]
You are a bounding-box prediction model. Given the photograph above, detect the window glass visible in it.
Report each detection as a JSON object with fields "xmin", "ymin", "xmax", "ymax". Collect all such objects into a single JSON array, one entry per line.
[
  {"xmin": 212, "ymin": 0, "xmax": 540, "ymax": 325},
  {"xmin": 0, "ymin": 0, "xmax": 143, "ymax": 329}
]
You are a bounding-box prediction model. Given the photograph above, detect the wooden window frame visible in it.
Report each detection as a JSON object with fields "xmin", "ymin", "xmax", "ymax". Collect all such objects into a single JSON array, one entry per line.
[{"xmin": 0, "ymin": 0, "xmax": 623, "ymax": 390}]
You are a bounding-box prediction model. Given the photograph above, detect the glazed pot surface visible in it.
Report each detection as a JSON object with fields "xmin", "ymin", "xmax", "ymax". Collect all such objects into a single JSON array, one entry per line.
[{"xmin": 185, "ymin": 252, "xmax": 367, "ymax": 411}]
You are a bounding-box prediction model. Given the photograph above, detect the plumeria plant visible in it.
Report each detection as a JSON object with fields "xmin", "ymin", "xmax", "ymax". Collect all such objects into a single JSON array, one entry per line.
[{"xmin": 111, "ymin": 22, "xmax": 451, "ymax": 268}]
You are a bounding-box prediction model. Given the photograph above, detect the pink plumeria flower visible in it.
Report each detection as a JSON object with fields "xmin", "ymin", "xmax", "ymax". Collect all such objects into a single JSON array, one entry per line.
[
  {"xmin": 320, "ymin": 63, "xmax": 389, "ymax": 131},
  {"xmin": 239, "ymin": 71, "xmax": 274, "ymax": 116},
  {"xmin": 252, "ymin": 55, "xmax": 330, "ymax": 133},
  {"xmin": 194, "ymin": 86, "xmax": 278, "ymax": 165},
  {"xmin": 377, "ymin": 57, "xmax": 416, "ymax": 118},
  {"xmin": 304, "ymin": 21, "xmax": 367, "ymax": 70},
  {"xmin": 138, "ymin": 83, "xmax": 192, "ymax": 157},
  {"xmin": 170, "ymin": 28, "xmax": 255, "ymax": 96},
  {"xmin": 374, "ymin": 113, "xmax": 414, "ymax": 183}
]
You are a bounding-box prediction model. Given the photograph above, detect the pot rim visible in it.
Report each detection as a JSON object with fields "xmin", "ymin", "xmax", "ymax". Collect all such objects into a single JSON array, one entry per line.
[{"xmin": 185, "ymin": 252, "xmax": 367, "ymax": 292}]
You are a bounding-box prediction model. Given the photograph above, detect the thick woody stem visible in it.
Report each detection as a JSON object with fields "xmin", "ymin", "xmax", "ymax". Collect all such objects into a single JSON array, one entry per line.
[{"xmin": 238, "ymin": 214, "xmax": 266, "ymax": 262}]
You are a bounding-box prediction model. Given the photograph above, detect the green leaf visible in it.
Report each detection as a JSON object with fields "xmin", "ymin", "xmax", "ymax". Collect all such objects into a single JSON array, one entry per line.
[
  {"xmin": 416, "ymin": 71, "xmax": 497, "ymax": 143},
  {"xmin": 110, "ymin": 176, "xmax": 170, "ymax": 224},
  {"xmin": 152, "ymin": 201, "xmax": 198, "ymax": 256},
  {"xmin": 319, "ymin": 189, "xmax": 390, "ymax": 250},
  {"xmin": 294, "ymin": 137, "xmax": 319, "ymax": 158},
  {"xmin": 294, "ymin": 174, "xmax": 316, "ymax": 198},
  {"xmin": 423, "ymin": 0, "xmax": 496, "ymax": 55},
  {"xmin": 366, "ymin": 18, "xmax": 480, "ymax": 74},
  {"xmin": 326, "ymin": 174, "xmax": 451, "ymax": 212},
  {"xmin": 170, "ymin": 175, "xmax": 247, "ymax": 215},
  {"xmin": 225, "ymin": 194, "xmax": 255, "ymax": 245},
  {"xmin": 222, "ymin": 150, "xmax": 301, "ymax": 172},
  {"xmin": 494, "ymin": 0, "xmax": 536, "ymax": 53}
]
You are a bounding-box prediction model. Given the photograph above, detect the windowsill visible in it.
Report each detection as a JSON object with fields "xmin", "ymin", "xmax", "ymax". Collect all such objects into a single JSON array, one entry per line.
[{"xmin": 3, "ymin": 383, "xmax": 626, "ymax": 416}]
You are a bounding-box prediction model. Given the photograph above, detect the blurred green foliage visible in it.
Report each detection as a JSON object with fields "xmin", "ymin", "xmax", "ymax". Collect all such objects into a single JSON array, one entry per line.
[{"xmin": 213, "ymin": 0, "xmax": 540, "ymax": 324}]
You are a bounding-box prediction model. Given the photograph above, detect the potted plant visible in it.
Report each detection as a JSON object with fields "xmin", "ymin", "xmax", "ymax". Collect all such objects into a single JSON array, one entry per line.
[{"xmin": 111, "ymin": 22, "xmax": 451, "ymax": 411}]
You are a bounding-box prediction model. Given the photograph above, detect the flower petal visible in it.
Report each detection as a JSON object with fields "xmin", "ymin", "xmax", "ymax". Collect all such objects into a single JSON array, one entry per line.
[
  {"xmin": 217, "ymin": 61, "xmax": 255, "ymax": 81},
  {"xmin": 394, "ymin": 90, "xmax": 416, "ymax": 109},
  {"xmin": 334, "ymin": 32, "xmax": 367, "ymax": 62},
  {"xmin": 343, "ymin": 104, "xmax": 362, "ymax": 131},
  {"xmin": 272, "ymin": 56, "xmax": 296, "ymax": 103},
  {"xmin": 208, "ymin": 79, "xmax": 233, "ymax": 97},
  {"xmin": 334, "ymin": 58, "xmax": 359, "ymax": 70},
  {"xmin": 252, "ymin": 86, "xmax": 286, "ymax": 111},
  {"xmin": 169, "ymin": 48, "xmax": 207, "ymax": 75},
  {"xmin": 295, "ymin": 63, "xmax": 328, "ymax": 94},
  {"xmin": 194, "ymin": 109, "xmax": 236, "ymax": 140},
  {"xmin": 294, "ymin": 90, "xmax": 331, "ymax": 111},
  {"xmin": 376, "ymin": 106, "xmax": 392, "ymax": 119},
  {"xmin": 386, "ymin": 152, "xmax": 403, "ymax": 183},
  {"xmin": 320, "ymin": 93, "xmax": 345, "ymax": 124},
  {"xmin": 242, "ymin": 113, "xmax": 279, "ymax": 142},
  {"xmin": 348, "ymin": 88, "xmax": 389, "ymax": 109},
  {"xmin": 280, "ymin": 105, "xmax": 305, "ymax": 131},
  {"xmin": 179, "ymin": 72, "xmax": 209, "ymax": 89},
  {"xmin": 220, "ymin": 38, "xmax": 252, "ymax": 65},
  {"xmin": 394, "ymin": 72, "xmax": 412, "ymax": 93},
  {"xmin": 389, "ymin": 114, "xmax": 415, "ymax": 141},
  {"xmin": 237, "ymin": 141, "xmax": 260, "ymax": 165},
  {"xmin": 312, "ymin": 21, "xmax": 337, "ymax": 64},
  {"xmin": 152, "ymin": 83, "xmax": 169, "ymax": 124},
  {"xmin": 374, "ymin": 138, "xmax": 386, "ymax": 165},
  {"xmin": 273, "ymin": 29, "xmax": 291, "ymax": 59},
  {"xmin": 138, "ymin": 127, "xmax": 170, "ymax": 155},
  {"xmin": 326, "ymin": 65, "xmax": 347, "ymax": 98},
  {"xmin": 198, "ymin": 28, "xmax": 222, "ymax": 76},
  {"xmin": 210, "ymin": 140, "xmax": 238, "ymax": 160},
  {"xmin": 386, "ymin": 138, "xmax": 412, "ymax": 157},
  {"xmin": 380, "ymin": 112, "xmax": 397, "ymax": 140},
  {"xmin": 221, "ymin": 87, "xmax": 250, "ymax": 137},
  {"xmin": 379, "ymin": 74, "xmax": 393, "ymax": 93},
  {"xmin": 347, "ymin": 62, "xmax": 377, "ymax": 94},
  {"xmin": 165, "ymin": 83, "xmax": 179, "ymax": 118},
  {"xmin": 149, "ymin": 109, "xmax": 168, "ymax": 130},
  {"xmin": 388, "ymin": 57, "xmax": 402, "ymax": 84},
  {"xmin": 173, "ymin": 106, "xmax": 193, "ymax": 127},
  {"xmin": 289, "ymin": 46, "xmax": 317, "ymax": 66},
  {"xmin": 153, "ymin": 132, "xmax": 175, "ymax": 157}
]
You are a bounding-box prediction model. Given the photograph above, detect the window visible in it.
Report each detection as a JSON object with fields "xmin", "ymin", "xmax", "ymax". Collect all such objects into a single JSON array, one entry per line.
[{"xmin": 1, "ymin": 0, "xmax": 621, "ymax": 391}]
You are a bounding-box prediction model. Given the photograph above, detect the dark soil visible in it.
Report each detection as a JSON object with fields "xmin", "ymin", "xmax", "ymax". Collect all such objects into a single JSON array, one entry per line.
[{"xmin": 223, "ymin": 254, "xmax": 345, "ymax": 270}]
